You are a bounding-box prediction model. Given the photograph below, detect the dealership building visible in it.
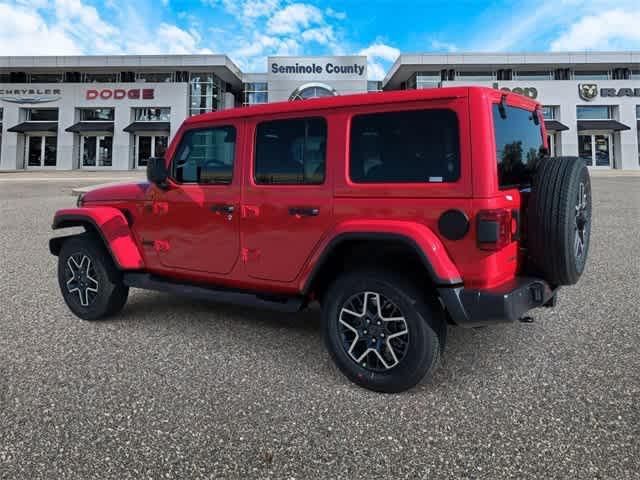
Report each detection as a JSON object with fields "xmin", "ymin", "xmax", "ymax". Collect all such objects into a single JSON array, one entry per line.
[{"xmin": 1, "ymin": 51, "xmax": 639, "ymax": 171}]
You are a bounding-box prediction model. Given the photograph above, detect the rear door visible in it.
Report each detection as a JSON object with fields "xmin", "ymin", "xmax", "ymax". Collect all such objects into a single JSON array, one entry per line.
[{"xmin": 241, "ymin": 113, "xmax": 335, "ymax": 282}]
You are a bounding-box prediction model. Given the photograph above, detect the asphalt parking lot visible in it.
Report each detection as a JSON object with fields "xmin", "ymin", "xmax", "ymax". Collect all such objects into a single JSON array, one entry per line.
[{"xmin": 0, "ymin": 174, "xmax": 638, "ymax": 479}]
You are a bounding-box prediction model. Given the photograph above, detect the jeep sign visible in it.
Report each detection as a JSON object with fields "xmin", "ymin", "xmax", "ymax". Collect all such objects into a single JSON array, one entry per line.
[{"xmin": 491, "ymin": 83, "xmax": 538, "ymax": 99}]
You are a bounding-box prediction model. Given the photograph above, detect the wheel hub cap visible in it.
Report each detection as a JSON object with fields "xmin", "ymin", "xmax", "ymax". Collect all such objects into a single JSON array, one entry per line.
[
  {"xmin": 338, "ymin": 291, "xmax": 409, "ymax": 372},
  {"xmin": 65, "ymin": 254, "xmax": 99, "ymax": 307}
]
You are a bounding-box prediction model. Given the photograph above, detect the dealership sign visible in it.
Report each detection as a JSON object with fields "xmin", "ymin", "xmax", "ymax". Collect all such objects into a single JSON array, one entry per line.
[
  {"xmin": 86, "ymin": 88, "xmax": 155, "ymax": 100},
  {"xmin": 0, "ymin": 88, "xmax": 62, "ymax": 104},
  {"xmin": 579, "ymin": 84, "xmax": 640, "ymax": 101},
  {"xmin": 270, "ymin": 61, "xmax": 366, "ymax": 76}
]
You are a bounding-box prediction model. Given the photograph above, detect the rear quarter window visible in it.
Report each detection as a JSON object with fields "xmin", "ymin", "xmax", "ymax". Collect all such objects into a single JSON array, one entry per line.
[
  {"xmin": 493, "ymin": 104, "xmax": 545, "ymax": 189},
  {"xmin": 349, "ymin": 109, "xmax": 460, "ymax": 183}
]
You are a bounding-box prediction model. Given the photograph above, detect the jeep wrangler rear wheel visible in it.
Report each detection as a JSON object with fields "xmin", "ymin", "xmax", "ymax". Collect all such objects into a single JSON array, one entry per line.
[
  {"xmin": 323, "ymin": 270, "xmax": 442, "ymax": 393},
  {"xmin": 57, "ymin": 233, "xmax": 129, "ymax": 320}
]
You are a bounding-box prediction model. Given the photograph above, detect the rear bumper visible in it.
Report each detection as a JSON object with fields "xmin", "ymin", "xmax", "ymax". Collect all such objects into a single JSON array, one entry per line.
[{"xmin": 438, "ymin": 277, "xmax": 557, "ymax": 327}]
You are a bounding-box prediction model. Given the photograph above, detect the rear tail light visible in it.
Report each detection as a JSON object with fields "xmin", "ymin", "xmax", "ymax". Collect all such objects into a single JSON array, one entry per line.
[{"xmin": 476, "ymin": 209, "xmax": 513, "ymax": 251}]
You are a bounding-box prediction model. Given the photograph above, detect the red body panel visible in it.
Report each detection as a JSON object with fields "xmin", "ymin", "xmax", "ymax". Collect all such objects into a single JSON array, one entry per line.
[
  {"xmin": 54, "ymin": 207, "xmax": 144, "ymax": 270},
  {"xmin": 54, "ymin": 87, "xmax": 545, "ymax": 296}
]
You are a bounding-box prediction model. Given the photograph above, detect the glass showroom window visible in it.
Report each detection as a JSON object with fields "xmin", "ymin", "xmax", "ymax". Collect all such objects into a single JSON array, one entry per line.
[
  {"xmin": 637, "ymin": 106, "xmax": 640, "ymax": 165},
  {"xmin": 243, "ymin": 83, "xmax": 268, "ymax": 106},
  {"xmin": 79, "ymin": 108, "xmax": 115, "ymax": 121},
  {"xmin": 576, "ymin": 106, "xmax": 613, "ymax": 120},
  {"xmin": 28, "ymin": 73, "xmax": 63, "ymax": 83},
  {"xmin": 27, "ymin": 108, "xmax": 59, "ymax": 121},
  {"xmin": 573, "ymin": 70, "xmax": 610, "ymax": 80},
  {"xmin": 83, "ymin": 72, "xmax": 120, "ymax": 83},
  {"xmin": 135, "ymin": 72, "xmax": 174, "ymax": 83},
  {"xmin": 541, "ymin": 106, "xmax": 558, "ymax": 120},
  {"xmin": 407, "ymin": 72, "xmax": 440, "ymax": 89},
  {"xmin": 515, "ymin": 70, "xmax": 553, "ymax": 80},
  {"xmin": 455, "ymin": 71, "xmax": 496, "ymax": 81},
  {"xmin": 289, "ymin": 83, "xmax": 337, "ymax": 101},
  {"xmin": 190, "ymin": 72, "xmax": 225, "ymax": 116},
  {"xmin": 367, "ymin": 81, "xmax": 382, "ymax": 92},
  {"xmin": 133, "ymin": 107, "xmax": 171, "ymax": 122}
]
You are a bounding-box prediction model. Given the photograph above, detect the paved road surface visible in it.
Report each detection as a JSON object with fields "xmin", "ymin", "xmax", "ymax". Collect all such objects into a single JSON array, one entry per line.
[{"xmin": 1, "ymin": 177, "xmax": 638, "ymax": 479}]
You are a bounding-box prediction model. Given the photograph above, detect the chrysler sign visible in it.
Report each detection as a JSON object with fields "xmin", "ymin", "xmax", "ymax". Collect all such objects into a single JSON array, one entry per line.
[{"xmin": 0, "ymin": 88, "xmax": 62, "ymax": 104}]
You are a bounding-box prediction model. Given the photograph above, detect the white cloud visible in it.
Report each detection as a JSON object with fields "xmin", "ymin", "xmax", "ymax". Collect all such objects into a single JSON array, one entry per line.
[
  {"xmin": 430, "ymin": 40, "xmax": 458, "ymax": 52},
  {"xmin": 0, "ymin": 0, "xmax": 213, "ymax": 56},
  {"xmin": 267, "ymin": 3, "xmax": 323, "ymax": 35},
  {"xmin": 358, "ymin": 42, "xmax": 400, "ymax": 80},
  {"xmin": 325, "ymin": 7, "xmax": 346, "ymax": 20},
  {"xmin": 0, "ymin": 3, "xmax": 82, "ymax": 55},
  {"xmin": 550, "ymin": 9, "xmax": 640, "ymax": 50},
  {"xmin": 301, "ymin": 26, "xmax": 335, "ymax": 45},
  {"xmin": 359, "ymin": 43, "xmax": 400, "ymax": 62}
]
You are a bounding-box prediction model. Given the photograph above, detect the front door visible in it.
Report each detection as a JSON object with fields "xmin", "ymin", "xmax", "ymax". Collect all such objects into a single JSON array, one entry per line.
[
  {"xmin": 578, "ymin": 133, "xmax": 612, "ymax": 168},
  {"xmin": 242, "ymin": 115, "xmax": 334, "ymax": 283},
  {"xmin": 26, "ymin": 135, "xmax": 57, "ymax": 168},
  {"xmin": 146, "ymin": 124, "xmax": 241, "ymax": 275},
  {"xmin": 81, "ymin": 135, "xmax": 113, "ymax": 168}
]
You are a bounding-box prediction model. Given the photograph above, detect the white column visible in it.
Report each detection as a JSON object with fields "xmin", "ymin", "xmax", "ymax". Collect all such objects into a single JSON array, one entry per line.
[
  {"xmin": 0, "ymin": 104, "xmax": 20, "ymax": 170},
  {"xmin": 618, "ymin": 104, "xmax": 639, "ymax": 170}
]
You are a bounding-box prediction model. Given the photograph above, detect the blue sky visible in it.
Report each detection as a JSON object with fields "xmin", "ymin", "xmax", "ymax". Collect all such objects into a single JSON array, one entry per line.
[{"xmin": 2, "ymin": 0, "xmax": 640, "ymax": 78}]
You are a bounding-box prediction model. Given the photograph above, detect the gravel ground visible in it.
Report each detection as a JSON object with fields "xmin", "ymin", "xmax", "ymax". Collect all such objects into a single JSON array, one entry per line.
[{"xmin": 0, "ymin": 177, "xmax": 638, "ymax": 479}]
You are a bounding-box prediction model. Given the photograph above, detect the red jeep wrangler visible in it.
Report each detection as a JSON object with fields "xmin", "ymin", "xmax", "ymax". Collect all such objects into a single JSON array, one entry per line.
[{"xmin": 51, "ymin": 87, "xmax": 591, "ymax": 392}]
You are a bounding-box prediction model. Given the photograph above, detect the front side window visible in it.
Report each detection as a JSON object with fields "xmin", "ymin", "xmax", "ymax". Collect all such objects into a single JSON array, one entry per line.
[
  {"xmin": 172, "ymin": 126, "xmax": 236, "ymax": 184},
  {"xmin": 255, "ymin": 117, "xmax": 327, "ymax": 185},
  {"xmin": 349, "ymin": 109, "xmax": 460, "ymax": 183},
  {"xmin": 493, "ymin": 104, "xmax": 544, "ymax": 189}
]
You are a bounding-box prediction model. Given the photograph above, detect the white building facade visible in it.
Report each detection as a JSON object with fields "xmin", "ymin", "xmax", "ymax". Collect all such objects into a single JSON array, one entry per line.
[{"xmin": 1, "ymin": 52, "xmax": 639, "ymax": 171}]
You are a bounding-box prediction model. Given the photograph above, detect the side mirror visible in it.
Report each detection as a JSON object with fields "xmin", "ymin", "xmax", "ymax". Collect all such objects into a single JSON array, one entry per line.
[{"xmin": 147, "ymin": 157, "xmax": 169, "ymax": 189}]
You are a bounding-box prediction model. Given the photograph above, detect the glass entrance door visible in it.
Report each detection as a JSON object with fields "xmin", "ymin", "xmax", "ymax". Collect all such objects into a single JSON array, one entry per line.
[
  {"xmin": 578, "ymin": 133, "xmax": 612, "ymax": 168},
  {"xmin": 81, "ymin": 135, "xmax": 113, "ymax": 168},
  {"xmin": 26, "ymin": 135, "xmax": 57, "ymax": 168},
  {"xmin": 135, "ymin": 134, "xmax": 168, "ymax": 168}
]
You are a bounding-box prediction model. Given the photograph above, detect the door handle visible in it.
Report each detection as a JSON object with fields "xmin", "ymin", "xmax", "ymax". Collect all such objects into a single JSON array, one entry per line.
[
  {"xmin": 210, "ymin": 204, "xmax": 235, "ymax": 214},
  {"xmin": 289, "ymin": 207, "xmax": 319, "ymax": 217}
]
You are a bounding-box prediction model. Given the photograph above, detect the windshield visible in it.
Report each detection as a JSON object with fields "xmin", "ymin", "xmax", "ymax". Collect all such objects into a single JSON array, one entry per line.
[{"xmin": 493, "ymin": 104, "xmax": 545, "ymax": 189}]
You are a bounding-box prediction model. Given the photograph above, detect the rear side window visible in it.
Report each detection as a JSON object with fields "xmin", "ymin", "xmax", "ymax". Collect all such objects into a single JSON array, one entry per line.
[
  {"xmin": 255, "ymin": 117, "xmax": 327, "ymax": 185},
  {"xmin": 172, "ymin": 126, "xmax": 236, "ymax": 184},
  {"xmin": 493, "ymin": 104, "xmax": 544, "ymax": 189},
  {"xmin": 349, "ymin": 109, "xmax": 460, "ymax": 183}
]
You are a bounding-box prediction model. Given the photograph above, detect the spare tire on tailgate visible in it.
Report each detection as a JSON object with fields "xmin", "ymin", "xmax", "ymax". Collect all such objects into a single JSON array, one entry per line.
[{"xmin": 527, "ymin": 156, "xmax": 592, "ymax": 286}]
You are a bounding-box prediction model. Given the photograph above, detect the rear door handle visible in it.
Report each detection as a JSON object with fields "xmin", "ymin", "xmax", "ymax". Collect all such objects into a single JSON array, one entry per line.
[
  {"xmin": 289, "ymin": 207, "xmax": 319, "ymax": 217},
  {"xmin": 210, "ymin": 204, "xmax": 235, "ymax": 214}
]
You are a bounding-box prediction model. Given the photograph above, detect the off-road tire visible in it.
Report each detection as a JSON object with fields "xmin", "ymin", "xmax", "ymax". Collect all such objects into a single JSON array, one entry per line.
[
  {"xmin": 527, "ymin": 156, "xmax": 592, "ymax": 286},
  {"xmin": 57, "ymin": 233, "xmax": 129, "ymax": 320},
  {"xmin": 323, "ymin": 270, "xmax": 443, "ymax": 393}
]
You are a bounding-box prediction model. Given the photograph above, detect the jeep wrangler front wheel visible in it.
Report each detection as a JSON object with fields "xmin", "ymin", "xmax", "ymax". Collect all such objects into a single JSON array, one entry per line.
[
  {"xmin": 323, "ymin": 270, "xmax": 442, "ymax": 393},
  {"xmin": 57, "ymin": 233, "xmax": 129, "ymax": 320}
]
